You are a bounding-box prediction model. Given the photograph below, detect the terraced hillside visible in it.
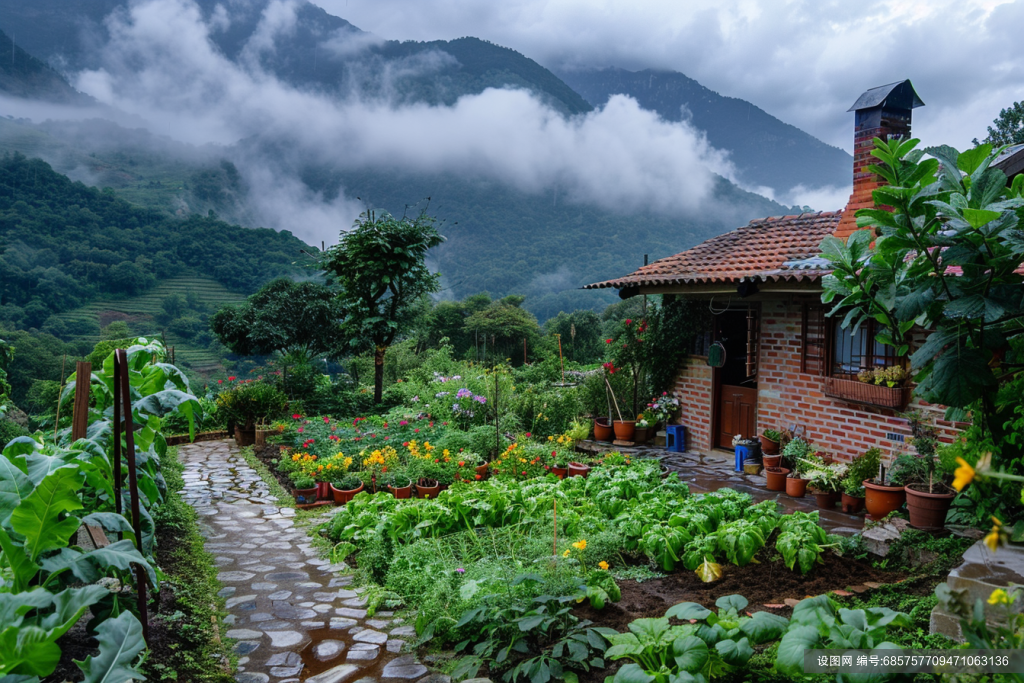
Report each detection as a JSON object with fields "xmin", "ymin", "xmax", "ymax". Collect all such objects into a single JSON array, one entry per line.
[{"xmin": 55, "ymin": 276, "xmax": 247, "ymax": 374}]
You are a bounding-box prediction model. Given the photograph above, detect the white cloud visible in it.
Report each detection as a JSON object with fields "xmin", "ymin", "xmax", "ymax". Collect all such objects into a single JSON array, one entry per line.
[
  {"xmin": 323, "ymin": 0, "xmax": 1024, "ymax": 152},
  {"xmin": 66, "ymin": 0, "xmax": 736, "ymax": 246}
]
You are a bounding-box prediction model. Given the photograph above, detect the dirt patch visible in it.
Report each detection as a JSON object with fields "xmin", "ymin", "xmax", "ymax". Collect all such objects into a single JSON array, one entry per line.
[{"xmin": 574, "ymin": 550, "xmax": 906, "ymax": 632}]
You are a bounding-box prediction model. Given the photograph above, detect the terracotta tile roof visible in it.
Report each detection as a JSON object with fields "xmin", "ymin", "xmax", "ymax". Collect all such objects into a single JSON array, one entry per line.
[{"xmin": 584, "ymin": 210, "xmax": 843, "ymax": 290}]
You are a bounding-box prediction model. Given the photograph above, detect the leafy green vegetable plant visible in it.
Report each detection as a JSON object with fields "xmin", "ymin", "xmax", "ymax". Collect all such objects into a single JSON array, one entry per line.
[{"xmin": 774, "ymin": 511, "xmax": 834, "ymax": 575}]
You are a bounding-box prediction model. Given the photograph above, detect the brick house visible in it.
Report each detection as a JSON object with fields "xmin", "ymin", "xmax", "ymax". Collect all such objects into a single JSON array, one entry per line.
[{"xmin": 584, "ymin": 80, "xmax": 971, "ymax": 462}]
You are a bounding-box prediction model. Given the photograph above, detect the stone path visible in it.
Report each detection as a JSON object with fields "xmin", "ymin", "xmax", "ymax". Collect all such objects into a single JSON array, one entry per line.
[{"xmin": 178, "ymin": 440, "xmax": 433, "ymax": 683}]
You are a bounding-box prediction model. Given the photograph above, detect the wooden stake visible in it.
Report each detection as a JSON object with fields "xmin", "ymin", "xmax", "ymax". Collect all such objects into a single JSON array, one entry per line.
[
  {"xmin": 553, "ymin": 497, "xmax": 557, "ymax": 556},
  {"xmin": 53, "ymin": 354, "xmax": 67, "ymax": 439},
  {"xmin": 71, "ymin": 362, "xmax": 92, "ymax": 441},
  {"xmin": 556, "ymin": 334, "xmax": 564, "ymax": 384},
  {"xmin": 604, "ymin": 376, "xmax": 625, "ymax": 422}
]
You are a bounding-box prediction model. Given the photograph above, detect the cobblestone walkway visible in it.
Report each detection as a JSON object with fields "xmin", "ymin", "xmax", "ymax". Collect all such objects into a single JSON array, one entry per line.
[{"xmin": 178, "ymin": 440, "xmax": 430, "ymax": 683}]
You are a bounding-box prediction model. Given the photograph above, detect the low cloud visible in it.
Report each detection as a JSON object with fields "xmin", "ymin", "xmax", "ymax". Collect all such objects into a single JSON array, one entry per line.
[{"xmin": 58, "ymin": 0, "xmax": 737, "ymax": 246}]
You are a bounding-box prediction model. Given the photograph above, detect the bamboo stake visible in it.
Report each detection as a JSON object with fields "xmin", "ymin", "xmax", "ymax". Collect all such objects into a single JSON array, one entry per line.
[
  {"xmin": 553, "ymin": 497, "xmax": 557, "ymax": 556},
  {"xmin": 53, "ymin": 354, "xmax": 67, "ymax": 439},
  {"xmin": 556, "ymin": 334, "xmax": 564, "ymax": 384},
  {"xmin": 604, "ymin": 376, "xmax": 624, "ymax": 422}
]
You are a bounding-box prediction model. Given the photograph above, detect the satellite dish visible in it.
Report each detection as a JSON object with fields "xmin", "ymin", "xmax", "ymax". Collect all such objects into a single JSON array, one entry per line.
[{"xmin": 707, "ymin": 342, "xmax": 726, "ymax": 368}]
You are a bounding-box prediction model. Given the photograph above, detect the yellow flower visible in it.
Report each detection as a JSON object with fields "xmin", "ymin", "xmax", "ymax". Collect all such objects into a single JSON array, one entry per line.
[
  {"xmin": 573, "ymin": 539, "xmax": 587, "ymax": 551},
  {"xmin": 952, "ymin": 457, "xmax": 974, "ymax": 491},
  {"xmin": 443, "ymin": 449, "xmax": 450, "ymax": 457},
  {"xmin": 598, "ymin": 561, "xmax": 609, "ymax": 571},
  {"xmin": 987, "ymin": 588, "xmax": 1009, "ymax": 605},
  {"xmin": 984, "ymin": 516, "xmax": 1006, "ymax": 553},
  {"xmin": 562, "ymin": 549, "xmax": 571, "ymax": 557},
  {"xmin": 548, "ymin": 436, "xmax": 554, "ymax": 441}
]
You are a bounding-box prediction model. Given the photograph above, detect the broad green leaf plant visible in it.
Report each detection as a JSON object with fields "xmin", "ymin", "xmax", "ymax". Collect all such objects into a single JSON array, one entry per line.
[
  {"xmin": 0, "ymin": 338, "xmax": 198, "ymax": 681},
  {"xmin": 820, "ymin": 138, "xmax": 1024, "ymax": 435}
]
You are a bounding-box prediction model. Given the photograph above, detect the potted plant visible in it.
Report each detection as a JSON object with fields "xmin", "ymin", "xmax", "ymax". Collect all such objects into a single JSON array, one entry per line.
[
  {"xmin": 330, "ymin": 473, "xmax": 365, "ymax": 504},
  {"xmin": 634, "ymin": 412, "xmax": 654, "ymax": 444},
  {"xmin": 453, "ymin": 451, "xmax": 485, "ymax": 482},
  {"xmin": 759, "ymin": 428, "xmax": 782, "ymax": 456},
  {"xmin": 568, "ymin": 455, "xmax": 592, "ymax": 478},
  {"xmin": 863, "ymin": 450, "xmax": 906, "ymax": 521},
  {"xmin": 802, "ymin": 455, "xmax": 847, "ymax": 509},
  {"xmin": 764, "ymin": 465, "xmax": 790, "ymax": 491},
  {"xmin": 550, "ymin": 449, "xmax": 571, "ymax": 480},
  {"xmin": 840, "ymin": 447, "xmax": 881, "ymax": 514},
  {"xmin": 892, "ymin": 413, "xmax": 956, "ymax": 530},
  {"xmin": 217, "ymin": 381, "xmax": 289, "ymax": 447},
  {"xmin": 384, "ymin": 472, "xmax": 413, "ymax": 499},
  {"xmin": 786, "ymin": 461, "xmax": 811, "ymax": 498},
  {"xmin": 782, "ymin": 438, "xmax": 813, "ymax": 497},
  {"xmin": 291, "ymin": 473, "xmax": 317, "ymax": 505}
]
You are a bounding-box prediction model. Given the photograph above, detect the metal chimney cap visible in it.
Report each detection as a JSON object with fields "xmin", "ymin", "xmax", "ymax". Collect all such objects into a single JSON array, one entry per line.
[{"xmin": 847, "ymin": 80, "xmax": 925, "ymax": 112}]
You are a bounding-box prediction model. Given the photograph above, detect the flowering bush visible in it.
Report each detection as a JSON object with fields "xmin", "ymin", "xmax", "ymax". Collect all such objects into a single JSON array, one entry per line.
[{"xmin": 647, "ymin": 392, "xmax": 680, "ymax": 425}]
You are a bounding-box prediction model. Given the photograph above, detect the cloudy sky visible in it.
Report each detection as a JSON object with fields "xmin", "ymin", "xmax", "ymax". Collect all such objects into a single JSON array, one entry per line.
[{"xmin": 321, "ymin": 0, "xmax": 1024, "ymax": 152}]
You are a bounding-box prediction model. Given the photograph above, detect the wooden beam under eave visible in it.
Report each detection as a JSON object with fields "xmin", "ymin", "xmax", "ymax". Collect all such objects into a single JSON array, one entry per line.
[{"xmin": 627, "ymin": 280, "xmax": 825, "ymax": 298}]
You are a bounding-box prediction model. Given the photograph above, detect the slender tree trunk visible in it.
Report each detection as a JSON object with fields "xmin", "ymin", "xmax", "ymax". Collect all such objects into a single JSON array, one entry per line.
[{"xmin": 374, "ymin": 345, "xmax": 386, "ymax": 404}]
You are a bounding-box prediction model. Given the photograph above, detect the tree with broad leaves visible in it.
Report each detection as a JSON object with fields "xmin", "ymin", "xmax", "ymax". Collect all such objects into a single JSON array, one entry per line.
[
  {"xmin": 210, "ymin": 278, "xmax": 344, "ymax": 361},
  {"xmin": 820, "ymin": 137, "xmax": 1024, "ymax": 442},
  {"xmin": 323, "ymin": 210, "xmax": 444, "ymax": 403},
  {"xmin": 975, "ymin": 100, "xmax": 1024, "ymax": 146}
]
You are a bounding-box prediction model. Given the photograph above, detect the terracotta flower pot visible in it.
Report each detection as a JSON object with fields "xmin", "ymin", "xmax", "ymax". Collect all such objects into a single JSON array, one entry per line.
[
  {"xmin": 841, "ymin": 493, "xmax": 865, "ymax": 514},
  {"xmin": 764, "ymin": 467, "xmax": 790, "ymax": 491},
  {"xmin": 758, "ymin": 434, "xmax": 780, "ymax": 455},
  {"xmin": 330, "ymin": 481, "xmax": 365, "ymax": 504},
  {"xmin": 634, "ymin": 426, "xmax": 650, "ymax": 444},
  {"xmin": 415, "ymin": 479, "xmax": 441, "ymax": 499},
  {"xmin": 863, "ymin": 480, "xmax": 906, "ymax": 520},
  {"xmin": 316, "ymin": 481, "xmax": 331, "ymax": 500},
  {"xmin": 762, "ymin": 454, "xmax": 782, "ymax": 469},
  {"xmin": 593, "ymin": 418, "xmax": 614, "ymax": 442},
  {"xmin": 234, "ymin": 425, "xmax": 256, "ymax": 447},
  {"xmin": 475, "ymin": 463, "xmax": 490, "ymax": 481},
  {"xmin": 786, "ymin": 476, "xmax": 809, "ymax": 498},
  {"xmin": 387, "ymin": 482, "xmax": 413, "ymax": 499},
  {"xmin": 551, "ymin": 466, "xmax": 568, "ymax": 480},
  {"xmin": 905, "ymin": 485, "xmax": 956, "ymax": 530},
  {"xmin": 813, "ymin": 492, "xmax": 835, "ymax": 509},
  {"xmin": 613, "ymin": 420, "xmax": 636, "ymax": 441},
  {"xmin": 294, "ymin": 487, "xmax": 318, "ymax": 505},
  {"xmin": 568, "ymin": 462, "xmax": 591, "ymax": 478}
]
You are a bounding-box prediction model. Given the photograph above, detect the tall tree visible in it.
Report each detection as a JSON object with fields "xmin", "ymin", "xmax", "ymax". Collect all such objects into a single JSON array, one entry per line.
[
  {"xmin": 977, "ymin": 101, "xmax": 1024, "ymax": 146},
  {"xmin": 210, "ymin": 278, "xmax": 344, "ymax": 360},
  {"xmin": 464, "ymin": 295, "xmax": 542, "ymax": 364},
  {"xmin": 323, "ymin": 210, "xmax": 444, "ymax": 403}
]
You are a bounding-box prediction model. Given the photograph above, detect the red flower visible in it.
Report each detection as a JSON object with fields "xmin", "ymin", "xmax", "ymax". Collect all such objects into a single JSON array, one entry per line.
[
  {"xmin": 606, "ymin": 339, "xmax": 612, "ymax": 343},
  {"xmin": 228, "ymin": 376, "xmax": 236, "ymax": 381},
  {"xmin": 217, "ymin": 379, "xmax": 223, "ymax": 384},
  {"xmin": 552, "ymin": 451, "xmax": 557, "ymax": 456},
  {"xmin": 459, "ymin": 461, "xmax": 466, "ymax": 467},
  {"xmin": 475, "ymin": 474, "xmax": 482, "ymax": 480},
  {"xmin": 525, "ymin": 432, "xmax": 532, "ymax": 437},
  {"xmin": 403, "ymin": 441, "xmax": 410, "ymax": 447},
  {"xmin": 414, "ymin": 428, "xmax": 419, "ymax": 433},
  {"xmin": 521, "ymin": 471, "xmax": 527, "ymax": 475},
  {"xmin": 626, "ymin": 319, "xmax": 632, "ymax": 325},
  {"xmin": 293, "ymin": 414, "xmax": 302, "ymax": 420}
]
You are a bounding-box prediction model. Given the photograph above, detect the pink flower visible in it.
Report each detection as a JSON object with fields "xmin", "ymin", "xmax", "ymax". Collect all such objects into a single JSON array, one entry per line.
[
  {"xmin": 297, "ymin": 427, "xmax": 304, "ymax": 433},
  {"xmin": 324, "ymin": 417, "xmax": 330, "ymax": 424},
  {"xmin": 400, "ymin": 420, "xmax": 409, "ymax": 426},
  {"xmin": 414, "ymin": 428, "xmax": 419, "ymax": 433},
  {"xmin": 217, "ymin": 379, "xmax": 223, "ymax": 384}
]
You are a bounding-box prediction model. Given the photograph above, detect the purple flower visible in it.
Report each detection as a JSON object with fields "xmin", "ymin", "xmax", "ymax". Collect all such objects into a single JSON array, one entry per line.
[
  {"xmin": 456, "ymin": 568, "xmax": 465, "ymax": 574},
  {"xmin": 457, "ymin": 388, "xmax": 473, "ymax": 399},
  {"xmin": 474, "ymin": 395, "xmax": 487, "ymax": 404}
]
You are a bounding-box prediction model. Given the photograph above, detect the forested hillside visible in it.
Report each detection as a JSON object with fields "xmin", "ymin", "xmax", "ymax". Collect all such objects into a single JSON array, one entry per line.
[
  {"xmin": 558, "ymin": 67, "xmax": 852, "ymax": 195},
  {"xmin": 0, "ymin": 153, "xmax": 312, "ymax": 330},
  {"xmin": 0, "ymin": 29, "xmax": 90, "ymax": 103}
]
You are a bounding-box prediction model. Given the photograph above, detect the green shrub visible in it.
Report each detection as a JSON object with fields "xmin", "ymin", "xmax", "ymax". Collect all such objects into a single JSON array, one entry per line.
[{"xmin": 0, "ymin": 418, "xmax": 29, "ymax": 449}]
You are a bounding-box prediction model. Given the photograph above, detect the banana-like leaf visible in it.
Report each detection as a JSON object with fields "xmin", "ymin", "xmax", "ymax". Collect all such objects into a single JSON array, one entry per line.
[
  {"xmin": 76, "ymin": 610, "xmax": 147, "ymax": 683},
  {"xmin": 0, "ymin": 527, "xmax": 40, "ymax": 591},
  {"xmin": 10, "ymin": 465, "xmax": 85, "ymax": 561},
  {"xmin": 39, "ymin": 547, "xmax": 101, "ymax": 585},
  {"xmin": 0, "ymin": 625, "xmax": 63, "ymax": 677},
  {"xmin": 40, "ymin": 585, "xmax": 110, "ymax": 635},
  {"xmin": 0, "ymin": 588, "xmax": 53, "ymax": 626},
  {"xmin": 0, "ymin": 452, "xmax": 34, "ymax": 525},
  {"xmin": 85, "ymin": 540, "xmax": 158, "ymax": 588}
]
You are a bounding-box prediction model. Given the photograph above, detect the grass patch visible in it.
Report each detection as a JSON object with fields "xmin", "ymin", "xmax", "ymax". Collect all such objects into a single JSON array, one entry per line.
[{"xmin": 144, "ymin": 446, "xmax": 236, "ymax": 683}]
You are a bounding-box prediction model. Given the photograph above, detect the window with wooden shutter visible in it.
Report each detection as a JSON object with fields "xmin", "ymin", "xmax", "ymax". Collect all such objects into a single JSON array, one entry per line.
[
  {"xmin": 802, "ymin": 303, "xmax": 827, "ymax": 375},
  {"xmin": 745, "ymin": 308, "xmax": 758, "ymax": 378}
]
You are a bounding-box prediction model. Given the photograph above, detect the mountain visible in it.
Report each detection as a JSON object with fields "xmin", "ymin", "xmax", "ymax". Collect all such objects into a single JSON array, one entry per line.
[
  {"xmin": 0, "ymin": 0, "xmax": 591, "ymax": 115},
  {"xmin": 0, "ymin": 29, "xmax": 91, "ymax": 103},
  {"xmin": 557, "ymin": 67, "xmax": 852, "ymax": 196}
]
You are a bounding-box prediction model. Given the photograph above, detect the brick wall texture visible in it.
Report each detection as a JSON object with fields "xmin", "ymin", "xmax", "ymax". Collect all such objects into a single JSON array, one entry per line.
[{"xmin": 671, "ymin": 298, "xmax": 962, "ymax": 463}]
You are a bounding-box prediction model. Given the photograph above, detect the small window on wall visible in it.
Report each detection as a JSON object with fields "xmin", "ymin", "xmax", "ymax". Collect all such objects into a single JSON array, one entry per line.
[
  {"xmin": 831, "ymin": 320, "xmax": 897, "ymax": 377},
  {"xmin": 802, "ymin": 304, "xmax": 827, "ymax": 375}
]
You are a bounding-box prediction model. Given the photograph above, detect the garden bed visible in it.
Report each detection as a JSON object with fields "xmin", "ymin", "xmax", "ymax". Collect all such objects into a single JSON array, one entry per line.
[{"xmin": 573, "ymin": 550, "xmax": 905, "ymax": 631}]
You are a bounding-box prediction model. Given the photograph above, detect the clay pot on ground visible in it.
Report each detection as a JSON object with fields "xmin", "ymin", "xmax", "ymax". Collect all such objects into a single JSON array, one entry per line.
[
  {"xmin": 387, "ymin": 481, "xmax": 413, "ymax": 499},
  {"xmin": 764, "ymin": 467, "xmax": 790, "ymax": 491},
  {"xmin": 762, "ymin": 454, "xmax": 782, "ymax": 469},
  {"xmin": 234, "ymin": 425, "xmax": 256, "ymax": 447},
  {"xmin": 813, "ymin": 491, "xmax": 836, "ymax": 509},
  {"xmin": 316, "ymin": 481, "xmax": 331, "ymax": 500},
  {"xmin": 905, "ymin": 484, "xmax": 956, "ymax": 530},
  {"xmin": 294, "ymin": 487, "xmax": 318, "ymax": 505},
  {"xmin": 330, "ymin": 481, "xmax": 365, "ymax": 505},
  {"xmin": 415, "ymin": 479, "xmax": 441, "ymax": 499},
  {"xmin": 634, "ymin": 426, "xmax": 650, "ymax": 444},
  {"xmin": 759, "ymin": 434, "xmax": 780, "ymax": 455},
  {"xmin": 594, "ymin": 418, "xmax": 614, "ymax": 442},
  {"xmin": 475, "ymin": 463, "xmax": 490, "ymax": 481},
  {"xmin": 613, "ymin": 420, "xmax": 636, "ymax": 441},
  {"xmin": 551, "ymin": 466, "xmax": 568, "ymax": 480},
  {"xmin": 786, "ymin": 475, "xmax": 810, "ymax": 498},
  {"xmin": 841, "ymin": 493, "xmax": 865, "ymax": 514},
  {"xmin": 863, "ymin": 480, "xmax": 907, "ymax": 520},
  {"xmin": 568, "ymin": 462, "xmax": 591, "ymax": 478}
]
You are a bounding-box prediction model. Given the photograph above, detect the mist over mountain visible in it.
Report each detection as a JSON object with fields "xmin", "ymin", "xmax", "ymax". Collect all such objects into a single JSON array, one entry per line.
[
  {"xmin": 557, "ymin": 67, "xmax": 852, "ymax": 202},
  {"xmin": 0, "ymin": 0, "xmax": 832, "ymax": 319},
  {"xmin": 0, "ymin": 29, "xmax": 92, "ymax": 104}
]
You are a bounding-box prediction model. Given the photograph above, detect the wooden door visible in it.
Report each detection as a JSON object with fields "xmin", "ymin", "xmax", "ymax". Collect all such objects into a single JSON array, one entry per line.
[{"xmin": 713, "ymin": 309, "xmax": 759, "ymax": 449}]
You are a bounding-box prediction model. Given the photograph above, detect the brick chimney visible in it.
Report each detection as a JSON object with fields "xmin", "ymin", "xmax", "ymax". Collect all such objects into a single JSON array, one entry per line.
[{"xmin": 833, "ymin": 80, "xmax": 924, "ymax": 241}]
